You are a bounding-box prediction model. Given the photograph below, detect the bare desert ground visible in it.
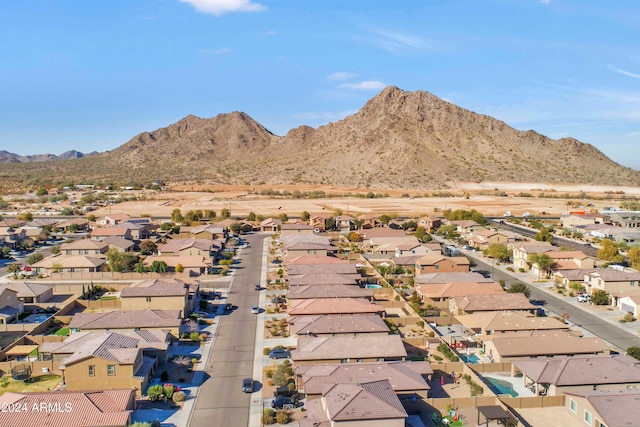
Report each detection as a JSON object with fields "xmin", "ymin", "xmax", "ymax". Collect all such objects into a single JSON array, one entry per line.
[{"xmin": 90, "ymin": 182, "xmax": 640, "ymax": 219}]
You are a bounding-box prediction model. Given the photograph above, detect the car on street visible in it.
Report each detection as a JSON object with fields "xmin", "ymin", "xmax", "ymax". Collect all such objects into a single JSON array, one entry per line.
[
  {"xmin": 577, "ymin": 294, "xmax": 591, "ymax": 303},
  {"xmin": 225, "ymin": 303, "xmax": 235, "ymax": 312},
  {"xmin": 271, "ymin": 396, "xmax": 297, "ymax": 409},
  {"xmin": 251, "ymin": 305, "xmax": 260, "ymax": 314},
  {"xmin": 271, "ymin": 296, "xmax": 286, "ymax": 304},
  {"xmin": 255, "ymin": 284, "xmax": 261, "ymax": 291},
  {"xmin": 242, "ymin": 378, "xmax": 254, "ymax": 393},
  {"xmin": 268, "ymin": 348, "xmax": 290, "ymax": 359}
]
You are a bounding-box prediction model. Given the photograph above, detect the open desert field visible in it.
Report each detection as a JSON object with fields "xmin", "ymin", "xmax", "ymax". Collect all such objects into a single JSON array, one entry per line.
[{"xmin": 90, "ymin": 182, "xmax": 640, "ymax": 219}]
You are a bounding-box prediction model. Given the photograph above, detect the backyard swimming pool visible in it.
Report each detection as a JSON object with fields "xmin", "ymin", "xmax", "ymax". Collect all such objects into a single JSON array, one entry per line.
[
  {"xmin": 485, "ymin": 377, "xmax": 519, "ymax": 397},
  {"xmin": 460, "ymin": 353, "xmax": 480, "ymax": 364},
  {"xmin": 365, "ymin": 284, "xmax": 382, "ymax": 289}
]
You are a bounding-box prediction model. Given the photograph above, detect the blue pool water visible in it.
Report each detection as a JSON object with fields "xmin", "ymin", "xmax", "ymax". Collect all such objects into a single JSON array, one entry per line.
[
  {"xmin": 485, "ymin": 377, "xmax": 519, "ymax": 397},
  {"xmin": 460, "ymin": 353, "xmax": 480, "ymax": 364},
  {"xmin": 365, "ymin": 284, "xmax": 382, "ymax": 289}
]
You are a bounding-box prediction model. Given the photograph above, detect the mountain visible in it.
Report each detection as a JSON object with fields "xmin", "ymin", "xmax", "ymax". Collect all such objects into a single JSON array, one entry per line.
[
  {"xmin": 0, "ymin": 150, "xmax": 96, "ymax": 164},
  {"xmin": 0, "ymin": 86, "xmax": 638, "ymax": 193}
]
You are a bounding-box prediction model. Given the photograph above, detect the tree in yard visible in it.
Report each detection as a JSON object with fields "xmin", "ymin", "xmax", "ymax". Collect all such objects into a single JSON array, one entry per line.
[
  {"xmin": 176, "ymin": 263, "xmax": 184, "ymax": 273},
  {"xmin": 230, "ymin": 222, "xmax": 242, "ymax": 235},
  {"xmin": 598, "ymin": 239, "xmax": 624, "ymax": 264},
  {"xmin": 300, "ymin": 211, "xmax": 310, "ymax": 222},
  {"xmin": 403, "ymin": 220, "xmax": 417, "ymax": 231},
  {"xmin": 324, "ymin": 217, "xmax": 336, "ymax": 231},
  {"xmin": 534, "ymin": 227, "xmax": 554, "ymax": 243},
  {"xmin": 220, "ymin": 208, "xmax": 230, "ymax": 219},
  {"xmin": 487, "ymin": 243, "xmax": 511, "ymax": 262},
  {"xmin": 436, "ymin": 224, "xmax": 459, "ymax": 240},
  {"xmin": 278, "ymin": 213, "xmax": 288, "ymax": 222},
  {"xmin": 86, "ymin": 214, "xmax": 97, "ymax": 222},
  {"xmin": 139, "ymin": 240, "xmax": 157, "ymax": 255},
  {"xmin": 379, "ymin": 214, "xmax": 392, "ymax": 226},
  {"xmin": 106, "ymin": 247, "xmax": 138, "ymax": 272},
  {"xmin": 171, "ymin": 209, "xmax": 184, "ymax": 224},
  {"xmin": 27, "ymin": 252, "xmax": 44, "ymax": 265},
  {"xmin": 184, "ymin": 210, "xmax": 203, "ymax": 224},
  {"xmin": 506, "ymin": 282, "xmax": 531, "ymax": 299},
  {"xmin": 347, "ymin": 231, "xmax": 363, "ymax": 242},
  {"xmin": 590, "ymin": 289, "xmax": 610, "ymax": 306},
  {"xmin": 415, "ymin": 226, "xmax": 431, "ymax": 242},
  {"xmin": 628, "ymin": 346, "xmax": 640, "ymax": 361},
  {"xmin": 1, "ymin": 246, "xmax": 10, "ymax": 258},
  {"xmin": 150, "ymin": 260, "xmax": 168, "ymax": 273},
  {"xmin": 134, "ymin": 262, "xmax": 148, "ymax": 273},
  {"xmin": 246, "ymin": 211, "xmax": 257, "ymax": 222},
  {"xmin": 147, "ymin": 384, "xmax": 164, "ymax": 401},
  {"xmin": 204, "ymin": 210, "xmax": 216, "ymax": 220},
  {"xmin": 528, "ymin": 253, "xmax": 555, "ymax": 281},
  {"xmin": 160, "ymin": 222, "xmax": 173, "ymax": 232},
  {"xmin": 628, "ymin": 246, "xmax": 640, "ymax": 270},
  {"xmin": 17, "ymin": 212, "xmax": 33, "ymax": 221},
  {"xmin": 7, "ymin": 263, "xmax": 21, "ymax": 278}
]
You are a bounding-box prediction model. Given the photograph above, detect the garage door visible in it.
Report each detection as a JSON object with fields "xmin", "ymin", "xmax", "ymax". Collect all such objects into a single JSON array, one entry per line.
[{"xmin": 621, "ymin": 303, "xmax": 636, "ymax": 316}]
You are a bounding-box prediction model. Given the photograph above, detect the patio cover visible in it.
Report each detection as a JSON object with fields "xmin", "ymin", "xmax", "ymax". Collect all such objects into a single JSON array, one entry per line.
[
  {"xmin": 477, "ymin": 405, "xmax": 513, "ymax": 426},
  {"xmin": 6, "ymin": 345, "xmax": 38, "ymax": 356}
]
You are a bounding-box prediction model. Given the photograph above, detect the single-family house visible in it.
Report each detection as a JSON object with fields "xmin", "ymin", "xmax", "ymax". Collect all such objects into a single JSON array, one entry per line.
[
  {"xmin": 120, "ymin": 279, "xmax": 192, "ymax": 315},
  {"xmin": 468, "ymin": 229, "xmax": 511, "ymax": 250},
  {"xmin": 415, "ymin": 271, "xmax": 494, "ymax": 285},
  {"xmin": 142, "ymin": 255, "xmax": 209, "ymax": 276},
  {"xmin": 157, "ymin": 238, "xmax": 220, "ymax": 262},
  {"xmin": 260, "ymin": 217, "xmax": 282, "ymax": 232},
  {"xmin": 448, "ymin": 293, "xmax": 535, "ymax": 315},
  {"xmin": 287, "ymin": 284, "xmax": 373, "ymax": 300},
  {"xmin": 560, "ymin": 212, "xmax": 606, "ymax": 230},
  {"xmin": 415, "ymin": 254, "xmax": 470, "ymax": 275},
  {"xmin": 416, "ymin": 282, "xmax": 505, "ymax": 303},
  {"xmin": 68, "ymin": 309, "xmax": 182, "ymax": 337},
  {"xmin": 418, "ymin": 216, "xmax": 442, "ymax": 232},
  {"xmin": 617, "ymin": 293, "xmax": 640, "ymax": 317},
  {"xmin": 96, "ymin": 213, "xmax": 131, "ymax": 226},
  {"xmin": 286, "ymin": 273, "xmax": 360, "ymax": 286},
  {"xmin": 563, "ymin": 389, "xmax": 640, "ymax": 427},
  {"xmin": 335, "ymin": 215, "xmax": 355, "ymax": 232},
  {"xmin": 286, "ymin": 263, "xmax": 359, "ymax": 276},
  {"xmin": 281, "ymin": 223, "xmax": 315, "ymax": 235},
  {"xmin": 455, "ymin": 311, "xmax": 568, "ymax": 336},
  {"xmin": 60, "ymin": 239, "xmax": 109, "ymax": 256},
  {"xmin": 510, "ymin": 241, "xmax": 555, "ymax": 271},
  {"xmin": 394, "ymin": 242, "xmax": 431, "ymax": 257},
  {"xmin": 102, "ymin": 236, "xmax": 136, "ymax": 252},
  {"xmin": 584, "ymin": 268, "xmax": 640, "ymax": 303},
  {"xmin": 0, "ymin": 282, "xmax": 53, "ymax": 304},
  {"xmin": 287, "ymin": 298, "xmax": 385, "ymax": 316},
  {"xmin": 292, "ymin": 335, "xmax": 407, "ymax": 364},
  {"xmin": 288, "ymin": 313, "xmax": 390, "ymax": 336},
  {"xmin": 31, "ymin": 254, "xmax": 107, "ymax": 276},
  {"xmin": 607, "ymin": 211, "xmax": 640, "ymax": 228},
  {"xmin": 283, "ymin": 255, "xmax": 351, "ymax": 266},
  {"xmin": 90, "ymin": 227, "xmax": 133, "ymax": 241},
  {"xmin": 0, "ymin": 288, "xmax": 23, "ymax": 324},
  {"xmin": 54, "ymin": 217, "xmax": 90, "ymax": 233}
]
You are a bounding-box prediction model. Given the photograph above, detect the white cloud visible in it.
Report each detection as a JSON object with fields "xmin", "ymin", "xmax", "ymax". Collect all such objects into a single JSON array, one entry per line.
[
  {"xmin": 540, "ymin": 0, "xmax": 551, "ymax": 5},
  {"xmin": 608, "ymin": 64, "xmax": 640, "ymax": 79},
  {"xmin": 367, "ymin": 28, "xmax": 441, "ymax": 55},
  {"xmin": 260, "ymin": 30, "xmax": 277, "ymax": 37},
  {"xmin": 338, "ymin": 80, "xmax": 386, "ymax": 91},
  {"xmin": 179, "ymin": 0, "xmax": 266, "ymax": 16},
  {"xmin": 327, "ymin": 72, "xmax": 357, "ymax": 81}
]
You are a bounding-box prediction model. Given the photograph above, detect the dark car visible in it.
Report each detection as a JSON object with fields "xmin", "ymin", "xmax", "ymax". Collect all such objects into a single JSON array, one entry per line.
[
  {"xmin": 271, "ymin": 396, "xmax": 297, "ymax": 409},
  {"xmin": 242, "ymin": 377, "xmax": 254, "ymax": 393},
  {"xmin": 255, "ymin": 284, "xmax": 261, "ymax": 291},
  {"xmin": 225, "ymin": 303, "xmax": 234, "ymax": 312},
  {"xmin": 268, "ymin": 348, "xmax": 290, "ymax": 359},
  {"xmin": 271, "ymin": 297, "xmax": 286, "ymax": 304}
]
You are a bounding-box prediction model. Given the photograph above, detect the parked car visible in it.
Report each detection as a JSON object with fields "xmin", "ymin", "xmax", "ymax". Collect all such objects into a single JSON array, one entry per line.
[
  {"xmin": 271, "ymin": 396, "xmax": 297, "ymax": 409},
  {"xmin": 273, "ymin": 386, "xmax": 301, "ymax": 398},
  {"xmin": 242, "ymin": 377, "xmax": 254, "ymax": 393},
  {"xmin": 577, "ymin": 294, "xmax": 591, "ymax": 303},
  {"xmin": 271, "ymin": 297, "xmax": 286, "ymax": 304},
  {"xmin": 255, "ymin": 284, "xmax": 261, "ymax": 291},
  {"xmin": 251, "ymin": 305, "xmax": 260, "ymax": 314},
  {"xmin": 268, "ymin": 348, "xmax": 290, "ymax": 359},
  {"xmin": 225, "ymin": 303, "xmax": 235, "ymax": 312}
]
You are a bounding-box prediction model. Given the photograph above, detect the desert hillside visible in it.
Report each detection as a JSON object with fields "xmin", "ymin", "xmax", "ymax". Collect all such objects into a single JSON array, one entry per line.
[{"xmin": 0, "ymin": 86, "xmax": 638, "ymax": 194}]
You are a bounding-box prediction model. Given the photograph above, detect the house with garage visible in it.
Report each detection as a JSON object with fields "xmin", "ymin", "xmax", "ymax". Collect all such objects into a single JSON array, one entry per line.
[
  {"xmin": 563, "ymin": 389, "xmax": 640, "ymax": 427},
  {"xmin": 288, "ymin": 313, "xmax": 390, "ymax": 337},
  {"xmin": 0, "ymin": 288, "xmax": 23, "ymax": 324},
  {"xmin": 292, "ymin": 335, "xmax": 407, "ymax": 365},
  {"xmin": 414, "ymin": 253, "xmax": 470, "ymax": 275}
]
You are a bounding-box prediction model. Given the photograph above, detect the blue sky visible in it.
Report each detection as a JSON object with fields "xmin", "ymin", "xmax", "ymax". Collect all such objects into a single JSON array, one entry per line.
[{"xmin": 2, "ymin": 1, "xmax": 640, "ymax": 170}]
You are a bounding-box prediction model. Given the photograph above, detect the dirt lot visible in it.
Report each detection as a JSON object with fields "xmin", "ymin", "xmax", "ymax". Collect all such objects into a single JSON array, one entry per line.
[{"xmin": 91, "ymin": 182, "xmax": 640, "ymax": 219}]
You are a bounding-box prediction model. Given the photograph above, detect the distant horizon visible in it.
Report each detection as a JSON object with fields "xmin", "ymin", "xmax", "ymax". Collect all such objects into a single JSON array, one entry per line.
[{"xmin": 3, "ymin": 1, "xmax": 640, "ymax": 169}]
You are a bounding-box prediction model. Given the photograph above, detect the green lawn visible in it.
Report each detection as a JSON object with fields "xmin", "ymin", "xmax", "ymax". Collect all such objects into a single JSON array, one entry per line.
[
  {"xmin": 0, "ymin": 374, "xmax": 61, "ymax": 396},
  {"xmin": 53, "ymin": 327, "xmax": 70, "ymax": 336}
]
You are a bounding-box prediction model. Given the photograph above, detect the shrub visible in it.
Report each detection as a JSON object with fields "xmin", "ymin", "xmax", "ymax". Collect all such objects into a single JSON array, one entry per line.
[
  {"xmin": 163, "ymin": 385, "xmax": 174, "ymax": 399},
  {"xmin": 172, "ymin": 391, "xmax": 186, "ymax": 402},
  {"xmin": 276, "ymin": 410, "xmax": 289, "ymax": 424},
  {"xmin": 262, "ymin": 409, "xmax": 274, "ymax": 425},
  {"xmin": 623, "ymin": 312, "xmax": 636, "ymax": 322},
  {"xmin": 189, "ymin": 332, "xmax": 200, "ymax": 342},
  {"xmin": 147, "ymin": 384, "xmax": 164, "ymax": 401},
  {"xmin": 265, "ymin": 369, "xmax": 274, "ymax": 379}
]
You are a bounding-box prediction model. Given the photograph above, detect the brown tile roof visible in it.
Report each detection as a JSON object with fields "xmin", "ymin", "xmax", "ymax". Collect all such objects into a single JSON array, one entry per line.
[
  {"xmin": 40, "ymin": 330, "xmax": 169, "ymax": 355},
  {"xmin": 158, "ymin": 238, "xmax": 216, "ymax": 253},
  {"xmin": 287, "ymin": 284, "xmax": 372, "ymax": 300},
  {"xmin": 59, "ymin": 333, "xmax": 140, "ymax": 368},
  {"xmin": 416, "ymin": 271, "xmax": 493, "ymax": 284},
  {"xmin": 68, "ymin": 309, "xmax": 181, "ymax": 330},
  {"xmin": 60, "ymin": 239, "xmax": 109, "ymax": 251},
  {"xmin": 284, "ymin": 255, "xmax": 349, "ymax": 265},
  {"xmin": 513, "ymin": 354, "xmax": 640, "ymax": 386},
  {"xmin": 289, "ymin": 313, "xmax": 389, "ymax": 335},
  {"xmin": 91, "ymin": 227, "xmax": 130, "ymax": 237},
  {"xmin": 120, "ymin": 279, "xmax": 187, "ymax": 297},
  {"xmin": 553, "ymin": 269, "xmax": 595, "ymax": 281},
  {"xmin": 0, "ymin": 389, "xmax": 135, "ymax": 427},
  {"xmin": 286, "ymin": 273, "xmax": 359, "ymax": 286},
  {"xmin": 417, "ymin": 282, "xmax": 505, "ymax": 299},
  {"xmin": 102, "ymin": 236, "xmax": 135, "ymax": 250},
  {"xmin": 286, "ymin": 264, "xmax": 358, "ymax": 275},
  {"xmin": 31, "ymin": 254, "xmax": 106, "ymax": 269},
  {"xmin": 488, "ymin": 330, "xmax": 609, "ymax": 357},
  {"xmin": 323, "ymin": 380, "xmax": 407, "ymax": 421},
  {"xmin": 416, "ymin": 254, "xmax": 470, "ymax": 266},
  {"xmin": 451, "ymin": 293, "xmax": 535, "ymax": 312},
  {"xmin": 456, "ymin": 311, "xmax": 568, "ymax": 332},
  {"xmin": 564, "ymin": 389, "xmax": 640, "ymax": 427},
  {"xmin": 292, "ymin": 335, "xmax": 407, "ymax": 361},
  {"xmin": 358, "ymin": 228, "xmax": 407, "ymax": 239},
  {"xmin": 297, "ymin": 361, "xmax": 432, "ymax": 395},
  {"xmin": 545, "ymin": 250, "xmax": 589, "ymax": 260},
  {"xmin": 0, "ymin": 281, "xmax": 53, "ymax": 298},
  {"xmin": 588, "ymin": 269, "xmax": 640, "ymax": 281},
  {"xmin": 288, "ymin": 298, "xmax": 384, "ymax": 316}
]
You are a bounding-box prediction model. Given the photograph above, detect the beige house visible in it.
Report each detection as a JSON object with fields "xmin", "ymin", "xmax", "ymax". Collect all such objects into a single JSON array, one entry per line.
[
  {"xmin": 415, "ymin": 254, "xmax": 470, "ymax": 275},
  {"xmin": 482, "ymin": 330, "xmax": 609, "ymax": 362},
  {"xmin": 416, "ymin": 281, "xmax": 505, "ymax": 303},
  {"xmin": 296, "ymin": 361, "xmax": 433, "ymax": 398},
  {"xmin": 292, "ymin": 335, "xmax": 407, "ymax": 364},
  {"xmin": 513, "ymin": 354, "xmax": 640, "ymax": 398},
  {"xmin": 455, "ymin": 310, "xmax": 568, "ymax": 335},
  {"xmin": 0, "ymin": 389, "xmax": 136, "ymax": 427},
  {"xmin": 59, "ymin": 333, "xmax": 156, "ymax": 396},
  {"xmin": 510, "ymin": 241, "xmax": 555, "ymax": 271},
  {"xmin": 560, "ymin": 212, "xmax": 605, "ymax": 230},
  {"xmin": 584, "ymin": 269, "xmax": 640, "ymax": 301},
  {"xmin": 281, "ymin": 223, "xmax": 315, "ymax": 235},
  {"xmin": 120, "ymin": 279, "xmax": 191, "ymax": 315},
  {"xmin": 301, "ymin": 380, "xmax": 407, "ymax": 427},
  {"xmin": 418, "ymin": 216, "xmax": 442, "ymax": 232},
  {"xmin": 287, "ymin": 298, "xmax": 385, "ymax": 316},
  {"xmin": 286, "ymin": 273, "xmax": 360, "ymax": 287},
  {"xmin": 468, "ymin": 229, "xmax": 510, "ymax": 250},
  {"xmin": 617, "ymin": 293, "xmax": 640, "ymax": 317},
  {"xmin": 284, "ymin": 255, "xmax": 351, "ymax": 266},
  {"xmin": 182, "ymin": 223, "xmax": 226, "ymax": 240},
  {"xmin": 31, "ymin": 254, "xmax": 106, "ymax": 276},
  {"xmin": 448, "ymin": 293, "xmax": 535, "ymax": 315},
  {"xmin": 96, "ymin": 213, "xmax": 131, "ymax": 226},
  {"xmin": 286, "ymin": 263, "xmax": 358, "ymax": 276},
  {"xmin": 260, "ymin": 217, "xmax": 282, "ymax": 232},
  {"xmin": 287, "ymin": 284, "xmax": 373, "ymax": 300},
  {"xmin": 0, "ymin": 281, "xmax": 53, "ymax": 304},
  {"xmin": 157, "ymin": 238, "xmax": 221, "ymax": 262},
  {"xmin": 394, "ymin": 243, "xmax": 431, "ymax": 257},
  {"xmin": 68, "ymin": 309, "xmax": 182, "ymax": 337},
  {"xmin": 53, "ymin": 217, "xmax": 90, "ymax": 232},
  {"xmin": 564, "ymin": 389, "xmax": 640, "ymax": 427},
  {"xmin": 288, "ymin": 313, "xmax": 390, "ymax": 336},
  {"xmin": 60, "ymin": 238, "xmax": 109, "ymax": 256},
  {"xmin": 102, "ymin": 236, "xmax": 135, "ymax": 252},
  {"xmin": 541, "ymin": 250, "xmax": 595, "ymax": 273},
  {"xmin": 90, "ymin": 227, "xmax": 133, "ymax": 241},
  {"xmin": 0, "ymin": 288, "xmax": 23, "ymax": 324}
]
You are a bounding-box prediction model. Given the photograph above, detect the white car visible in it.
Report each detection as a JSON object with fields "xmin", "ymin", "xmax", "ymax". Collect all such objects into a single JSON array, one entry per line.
[
  {"xmin": 576, "ymin": 294, "xmax": 590, "ymax": 303},
  {"xmin": 251, "ymin": 305, "xmax": 260, "ymax": 314}
]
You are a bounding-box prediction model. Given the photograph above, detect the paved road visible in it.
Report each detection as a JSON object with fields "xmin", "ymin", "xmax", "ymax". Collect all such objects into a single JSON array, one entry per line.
[
  {"xmin": 189, "ymin": 233, "xmax": 267, "ymax": 427},
  {"xmin": 471, "ymin": 256, "xmax": 640, "ymax": 351}
]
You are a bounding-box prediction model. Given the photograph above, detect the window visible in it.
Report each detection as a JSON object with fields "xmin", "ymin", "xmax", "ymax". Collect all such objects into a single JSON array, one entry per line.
[
  {"xmin": 88, "ymin": 365, "xmax": 95, "ymax": 377},
  {"xmin": 107, "ymin": 365, "xmax": 116, "ymax": 376},
  {"xmin": 597, "ymin": 421, "xmax": 607, "ymax": 427},
  {"xmin": 569, "ymin": 399, "xmax": 577, "ymax": 413},
  {"xmin": 146, "ymin": 296, "xmax": 151, "ymax": 302},
  {"xmin": 584, "ymin": 410, "xmax": 592, "ymax": 424}
]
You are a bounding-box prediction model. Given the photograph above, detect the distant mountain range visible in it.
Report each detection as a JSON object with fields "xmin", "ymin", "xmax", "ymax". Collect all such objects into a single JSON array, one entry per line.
[
  {"xmin": 0, "ymin": 150, "xmax": 97, "ymax": 163},
  {"xmin": 0, "ymin": 86, "xmax": 638, "ymax": 193}
]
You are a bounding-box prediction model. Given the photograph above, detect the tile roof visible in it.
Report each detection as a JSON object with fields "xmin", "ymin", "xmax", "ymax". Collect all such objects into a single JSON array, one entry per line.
[
  {"xmin": 31, "ymin": 254, "xmax": 106, "ymax": 268},
  {"xmin": 158, "ymin": 238, "xmax": 217, "ymax": 253},
  {"xmin": 417, "ymin": 282, "xmax": 505, "ymax": 299},
  {"xmin": 451, "ymin": 293, "xmax": 535, "ymax": 311},
  {"xmin": 68, "ymin": 309, "xmax": 181, "ymax": 330},
  {"xmin": 59, "ymin": 333, "xmax": 140, "ymax": 368},
  {"xmin": 415, "ymin": 271, "xmax": 493, "ymax": 284},
  {"xmin": 41, "ymin": 330, "xmax": 169, "ymax": 355},
  {"xmin": 297, "ymin": 361, "xmax": 432, "ymax": 395},
  {"xmin": 286, "ymin": 273, "xmax": 360, "ymax": 286},
  {"xmin": 323, "ymin": 380, "xmax": 407, "ymax": 421},
  {"xmin": 456, "ymin": 310, "xmax": 568, "ymax": 332},
  {"xmin": 0, "ymin": 389, "xmax": 135, "ymax": 427},
  {"xmin": 513, "ymin": 354, "xmax": 640, "ymax": 386},
  {"xmin": 564, "ymin": 389, "xmax": 640, "ymax": 427},
  {"xmin": 287, "ymin": 298, "xmax": 384, "ymax": 316},
  {"xmin": 587, "ymin": 269, "xmax": 640, "ymax": 281},
  {"xmin": 142, "ymin": 255, "xmax": 209, "ymax": 268},
  {"xmin": 0, "ymin": 281, "xmax": 53, "ymax": 297},
  {"xmin": 102, "ymin": 236, "xmax": 135, "ymax": 250},
  {"xmin": 287, "ymin": 284, "xmax": 372, "ymax": 299},
  {"xmin": 487, "ymin": 330, "xmax": 609, "ymax": 357},
  {"xmin": 60, "ymin": 239, "xmax": 108, "ymax": 251},
  {"xmin": 283, "ymin": 255, "xmax": 350, "ymax": 265},
  {"xmin": 120, "ymin": 279, "xmax": 187, "ymax": 297},
  {"xmin": 289, "ymin": 313, "xmax": 389, "ymax": 335},
  {"xmin": 292, "ymin": 335, "xmax": 406, "ymax": 361},
  {"xmin": 286, "ymin": 264, "xmax": 358, "ymax": 275}
]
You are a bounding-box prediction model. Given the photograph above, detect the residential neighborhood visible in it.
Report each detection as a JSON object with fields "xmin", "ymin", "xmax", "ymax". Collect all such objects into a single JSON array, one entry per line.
[{"xmin": 1, "ymin": 203, "xmax": 640, "ymax": 427}]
